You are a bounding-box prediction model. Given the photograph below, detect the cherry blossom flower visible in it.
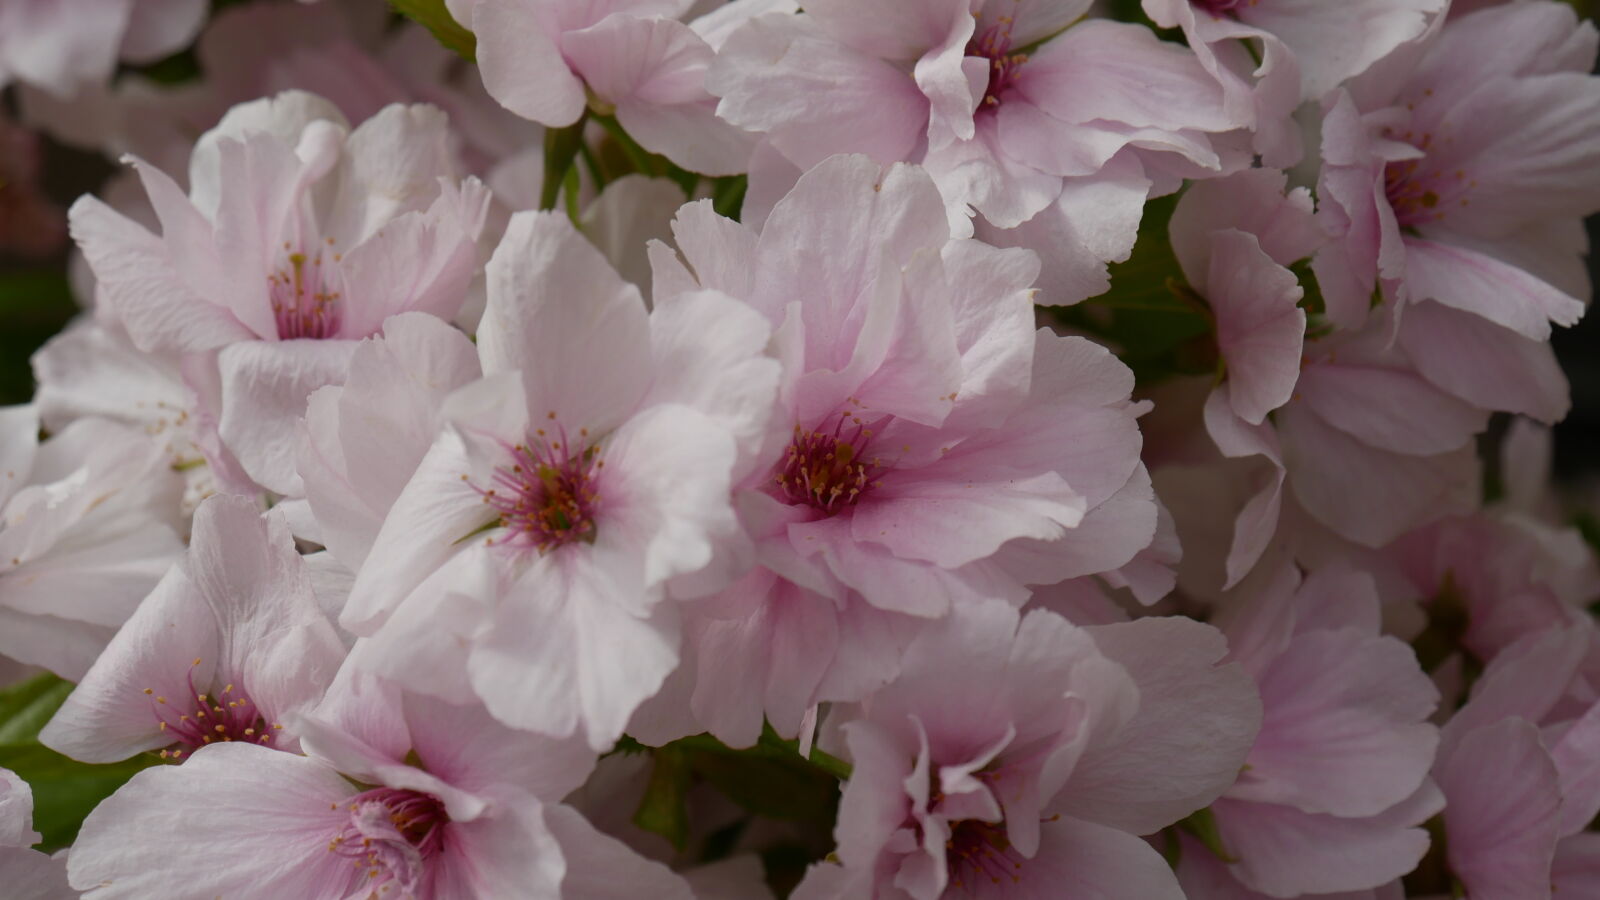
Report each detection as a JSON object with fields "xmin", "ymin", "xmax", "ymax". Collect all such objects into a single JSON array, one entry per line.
[
  {"xmin": 1144, "ymin": 0, "xmax": 1446, "ymax": 166},
  {"xmin": 295, "ymin": 312, "xmax": 483, "ymax": 570},
  {"xmin": 0, "ymin": 0, "xmax": 205, "ymax": 98},
  {"xmin": 39, "ymin": 494, "xmax": 345, "ymax": 764},
  {"xmin": 1201, "ymin": 562, "xmax": 1442, "ymax": 897},
  {"xmin": 1424, "ymin": 623, "xmax": 1600, "ymax": 899},
  {"xmin": 1313, "ymin": 1, "xmax": 1600, "ymax": 337},
  {"xmin": 19, "ymin": 1, "xmax": 534, "ymax": 183},
  {"xmin": 791, "ymin": 599, "xmax": 1260, "ymax": 898},
  {"xmin": 0, "ymin": 405, "xmax": 185, "ymax": 680},
  {"xmin": 69, "ymin": 90, "xmax": 491, "ymax": 495},
  {"xmin": 648, "ymin": 155, "xmax": 1161, "ymax": 745},
  {"xmin": 469, "ymin": 0, "xmax": 761, "ymax": 174},
  {"xmin": 31, "ymin": 317, "xmax": 256, "ymax": 513},
  {"xmin": 710, "ymin": 0, "xmax": 1251, "ymax": 302},
  {"xmin": 66, "ymin": 668, "xmax": 693, "ymax": 899},
  {"xmin": 342, "ymin": 210, "xmax": 780, "ymax": 751}
]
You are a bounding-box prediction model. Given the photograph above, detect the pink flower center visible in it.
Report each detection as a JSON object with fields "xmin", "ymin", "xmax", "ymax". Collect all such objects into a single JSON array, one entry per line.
[
  {"xmin": 269, "ymin": 242, "xmax": 341, "ymax": 339},
  {"xmin": 772, "ymin": 411, "xmax": 887, "ymax": 514},
  {"xmin": 1381, "ymin": 132, "xmax": 1474, "ymax": 227},
  {"xmin": 968, "ymin": 17, "xmax": 1028, "ymax": 110},
  {"xmin": 946, "ymin": 819, "xmax": 1025, "ymax": 889},
  {"xmin": 1193, "ymin": 0, "xmax": 1253, "ymax": 15},
  {"xmin": 476, "ymin": 417, "xmax": 602, "ymax": 552},
  {"xmin": 328, "ymin": 787, "xmax": 448, "ymax": 894},
  {"xmin": 143, "ymin": 657, "xmax": 279, "ymax": 762}
]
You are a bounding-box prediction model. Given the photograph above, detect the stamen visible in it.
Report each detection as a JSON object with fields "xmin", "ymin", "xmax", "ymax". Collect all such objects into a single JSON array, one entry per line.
[
  {"xmin": 270, "ymin": 247, "xmax": 341, "ymax": 339},
  {"xmin": 772, "ymin": 410, "xmax": 889, "ymax": 514},
  {"xmin": 327, "ymin": 788, "xmax": 448, "ymax": 894},
  {"xmin": 967, "ymin": 10, "xmax": 1028, "ymax": 109},
  {"xmin": 473, "ymin": 419, "xmax": 602, "ymax": 553},
  {"xmin": 144, "ymin": 658, "xmax": 273, "ymax": 760}
]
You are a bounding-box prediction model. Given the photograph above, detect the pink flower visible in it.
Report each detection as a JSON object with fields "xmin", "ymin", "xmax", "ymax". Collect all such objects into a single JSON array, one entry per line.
[
  {"xmin": 1170, "ymin": 168, "xmax": 1322, "ymax": 427},
  {"xmin": 32, "ymin": 318, "xmax": 257, "ymax": 512},
  {"xmin": 39, "ymin": 494, "xmax": 345, "ymax": 765},
  {"xmin": 1313, "ymin": 1, "xmax": 1600, "ymax": 338},
  {"xmin": 1162, "ymin": 166, "xmax": 1488, "ymax": 583},
  {"xmin": 1145, "ymin": 0, "xmax": 1446, "ymax": 115},
  {"xmin": 792, "ymin": 599, "xmax": 1260, "ymax": 898},
  {"xmin": 1425, "ymin": 623, "xmax": 1600, "ymax": 899},
  {"xmin": 650, "ymin": 155, "xmax": 1161, "ymax": 745},
  {"xmin": 0, "ymin": 406, "xmax": 185, "ymax": 680},
  {"xmin": 66, "ymin": 669, "xmax": 694, "ymax": 899},
  {"xmin": 470, "ymin": 0, "xmax": 759, "ymax": 174},
  {"xmin": 69, "ymin": 90, "xmax": 491, "ymax": 495},
  {"xmin": 1388, "ymin": 513, "xmax": 1594, "ymax": 668},
  {"xmin": 709, "ymin": 1, "xmax": 1251, "ymax": 301},
  {"xmin": 295, "ymin": 312, "xmax": 483, "ymax": 571},
  {"xmin": 20, "ymin": 2, "xmax": 534, "ymax": 181},
  {"xmin": 0, "ymin": 0, "xmax": 205, "ymax": 97},
  {"xmin": 1201, "ymin": 562, "xmax": 1442, "ymax": 897},
  {"xmin": 342, "ymin": 210, "xmax": 780, "ymax": 750}
]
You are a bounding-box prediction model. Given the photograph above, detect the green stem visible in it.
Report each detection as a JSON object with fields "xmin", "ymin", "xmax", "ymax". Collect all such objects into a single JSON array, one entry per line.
[
  {"xmin": 540, "ymin": 116, "xmax": 589, "ymax": 212},
  {"xmin": 593, "ymin": 113, "xmax": 658, "ymax": 177}
]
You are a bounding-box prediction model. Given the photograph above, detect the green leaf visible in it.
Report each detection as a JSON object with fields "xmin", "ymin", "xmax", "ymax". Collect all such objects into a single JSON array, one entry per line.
[
  {"xmin": 0, "ymin": 673, "xmax": 74, "ymax": 745},
  {"xmin": 687, "ymin": 744, "xmax": 839, "ymax": 824},
  {"xmin": 632, "ymin": 745, "xmax": 693, "ymax": 851},
  {"xmin": 711, "ymin": 176, "xmax": 749, "ymax": 222},
  {"xmin": 389, "ymin": 0, "xmax": 477, "ymax": 61}
]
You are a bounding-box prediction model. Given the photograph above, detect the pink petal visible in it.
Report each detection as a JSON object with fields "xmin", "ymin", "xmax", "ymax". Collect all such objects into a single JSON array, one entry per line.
[
  {"xmin": 472, "ymin": 0, "xmax": 586, "ymax": 127},
  {"xmin": 479, "ymin": 211, "xmax": 652, "ymax": 437},
  {"xmin": 1233, "ymin": 629, "xmax": 1438, "ymax": 818},
  {"xmin": 1206, "ymin": 229, "xmax": 1305, "ymax": 424},
  {"xmin": 67, "ymin": 743, "xmax": 357, "ymax": 899},
  {"xmin": 1398, "ymin": 299, "xmax": 1570, "ymax": 425},
  {"xmin": 707, "ymin": 16, "xmax": 929, "ymax": 170},
  {"xmin": 216, "ymin": 337, "xmax": 358, "ymax": 495},
  {"xmin": 546, "ymin": 802, "xmax": 695, "ymax": 899},
  {"xmin": 1064, "ymin": 617, "xmax": 1261, "ymax": 834},
  {"xmin": 1401, "ymin": 236, "xmax": 1584, "ymax": 341},
  {"xmin": 1437, "ymin": 718, "xmax": 1561, "ymax": 900},
  {"xmin": 1213, "ymin": 781, "xmax": 1443, "ymax": 897}
]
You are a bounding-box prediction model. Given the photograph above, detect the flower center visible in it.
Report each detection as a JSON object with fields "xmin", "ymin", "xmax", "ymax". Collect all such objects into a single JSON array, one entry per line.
[
  {"xmin": 1381, "ymin": 132, "xmax": 1473, "ymax": 228},
  {"xmin": 772, "ymin": 411, "xmax": 886, "ymax": 514},
  {"xmin": 1193, "ymin": 0, "xmax": 1251, "ymax": 15},
  {"xmin": 946, "ymin": 819, "xmax": 1025, "ymax": 889},
  {"xmin": 967, "ymin": 18, "xmax": 1027, "ymax": 110},
  {"xmin": 143, "ymin": 657, "xmax": 279, "ymax": 761},
  {"xmin": 328, "ymin": 787, "xmax": 448, "ymax": 893},
  {"xmin": 269, "ymin": 241, "xmax": 341, "ymax": 339},
  {"xmin": 477, "ymin": 417, "xmax": 602, "ymax": 552}
]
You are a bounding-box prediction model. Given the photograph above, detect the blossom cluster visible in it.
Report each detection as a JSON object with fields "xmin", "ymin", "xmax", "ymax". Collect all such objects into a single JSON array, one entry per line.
[{"xmin": 1, "ymin": 0, "xmax": 1598, "ymax": 898}]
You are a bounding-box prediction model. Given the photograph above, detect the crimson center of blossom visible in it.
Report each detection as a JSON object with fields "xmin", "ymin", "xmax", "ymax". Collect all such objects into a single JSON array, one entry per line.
[
  {"xmin": 269, "ymin": 239, "xmax": 342, "ymax": 339},
  {"xmin": 1193, "ymin": 0, "xmax": 1250, "ymax": 15},
  {"xmin": 143, "ymin": 657, "xmax": 279, "ymax": 761},
  {"xmin": 1381, "ymin": 131, "xmax": 1474, "ymax": 228},
  {"xmin": 477, "ymin": 417, "xmax": 602, "ymax": 552},
  {"xmin": 946, "ymin": 818, "xmax": 1026, "ymax": 889},
  {"xmin": 968, "ymin": 16, "xmax": 1028, "ymax": 109},
  {"xmin": 772, "ymin": 409, "xmax": 887, "ymax": 514},
  {"xmin": 328, "ymin": 787, "xmax": 448, "ymax": 891}
]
